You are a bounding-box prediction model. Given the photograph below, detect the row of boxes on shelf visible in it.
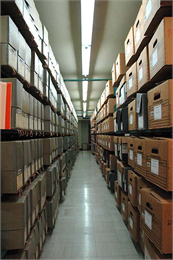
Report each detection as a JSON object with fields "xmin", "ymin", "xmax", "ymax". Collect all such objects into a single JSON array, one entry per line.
[
  {"xmin": 97, "ymin": 97, "xmax": 116, "ymax": 123},
  {"xmin": 114, "ymin": 180, "xmax": 172, "ymax": 256},
  {"xmin": 1, "ymin": 137, "xmax": 78, "ymax": 194},
  {"xmin": 1, "ymin": 142, "xmax": 78, "ymax": 257},
  {"xmin": 114, "ymin": 79, "xmax": 172, "ymax": 132},
  {"xmin": 96, "ymin": 135, "xmax": 172, "ymax": 192},
  {"xmin": 0, "ymin": 79, "xmax": 77, "ymax": 132},
  {"xmin": 0, "ymin": 12, "xmax": 78, "ymax": 121},
  {"xmin": 95, "ymin": 141, "xmax": 172, "ymax": 256},
  {"xmin": 124, "ymin": 1, "xmax": 172, "ymax": 67}
]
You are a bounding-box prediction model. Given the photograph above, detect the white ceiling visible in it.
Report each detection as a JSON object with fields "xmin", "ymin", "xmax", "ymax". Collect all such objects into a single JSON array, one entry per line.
[{"xmin": 35, "ymin": 0, "xmax": 141, "ymax": 117}]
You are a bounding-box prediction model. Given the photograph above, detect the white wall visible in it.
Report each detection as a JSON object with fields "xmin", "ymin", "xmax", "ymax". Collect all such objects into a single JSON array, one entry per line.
[{"xmin": 78, "ymin": 119, "xmax": 90, "ymax": 149}]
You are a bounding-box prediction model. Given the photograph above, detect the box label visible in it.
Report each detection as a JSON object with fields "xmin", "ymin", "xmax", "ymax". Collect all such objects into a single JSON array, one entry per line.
[
  {"xmin": 138, "ymin": 193, "xmax": 141, "ymax": 205},
  {"xmin": 152, "ymin": 48, "xmax": 158, "ymax": 67},
  {"xmin": 130, "ymin": 114, "xmax": 133, "ymax": 125},
  {"xmin": 16, "ymin": 109, "xmax": 23, "ymax": 128},
  {"xmin": 135, "ymin": 27, "xmax": 140, "ymax": 44},
  {"xmin": 145, "ymin": 247, "xmax": 152, "ymax": 260},
  {"xmin": 118, "ymin": 171, "xmax": 122, "ymax": 187},
  {"xmin": 114, "ymin": 119, "xmax": 117, "ymax": 132},
  {"xmin": 126, "ymin": 42, "xmax": 131, "ymax": 56},
  {"xmin": 137, "ymin": 153, "xmax": 142, "ymax": 166},
  {"xmin": 115, "ymin": 191, "xmax": 117, "ymax": 198},
  {"xmin": 145, "ymin": 0, "xmax": 152, "ymax": 20},
  {"xmin": 115, "ymin": 144, "xmax": 118, "ymax": 156},
  {"xmin": 130, "ymin": 150, "xmax": 133, "ymax": 160},
  {"xmin": 129, "ymin": 184, "xmax": 132, "ymax": 195},
  {"xmin": 138, "ymin": 67, "xmax": 143, "ymax": 81},
  {"xmin": 122, "ymin": 202, "xmax": 125, "ymax": 212},
  {"xmin": 129, "ymin": 216, "xmax": 133, "ymax": 229},
  {"xmin": 9, "ymin": 46, "xmax": 17, "ymax": 69},
  {"xmin": 17, "ymin": 173, "xmax": 23, "ymax": 190},
  {"xmin": 151, "ymin": 158, "xmax": 159, "ymax": 175},
  {"xmin": 108, "ymin": 143, "xmax": 110, "ymax": 149},
  {"xmin": 138, "ymin": 115, "xmax": 144, "ymax": 129},
  {"xmin": 121, "ymin": 122, "xmax": 123, "ymax": 130},
  {"xmin": 129, "ymin": 77, "xmax": 133, "ymax": 89},
  {"xmin": 154, "ymin": 104, "xmax": 162, "ymax": 120},
  {"xmin": 145, "ymin": 210, "xmax": 152, "ymax": 230}
]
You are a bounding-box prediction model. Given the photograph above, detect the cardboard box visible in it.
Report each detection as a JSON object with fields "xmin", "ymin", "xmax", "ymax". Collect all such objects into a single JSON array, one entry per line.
[
  {"xmin": 118, "ymin": 76, "xmax": 126, "ymax": 107},
  {"xmin": 128, "ymin": 170, "xmax": 139, "ymax": 207},
  {"xmin": 128, "ymin": 136, "xmax": 135, "ymax": 168},
  {"xmin": 114, "ymin": 136, "xmax": 119, "ymax": 158},
  {"xmin": 0, "ymin": 15, "xmax": 19, "ymax": 51},
  {"xmin": 121, "ymin": 190, "xmax": 128, "ymax": 221},
  {"xmin": 148, "ymin": 17, "xmax": 173, "ymax": 82},
  {"xmin": 128, "ymin": 201, "xmax": 140, "ymax": 242},
  {"xmin": 106, "ymin": 168, "xmax": 110, "ymax": 185},
  {"xmin": 1, "ymin": 43, "xmax": 18, "ymax": 70},
  {"xmin": 105, "ymin": 80, "xmax": 113, "ymax": 98},
  {"xmin": 126, "ymin": 62, "xmax": 138, "ymax": 98},
  {"xmin": 134, "ymin": 4, "xmax": 150, "ymax": 55},
  {"xmin": 118, "ymin": 136, "xmax": 128, "ymax": 162},
  {"xmin": 107, "ymin": 98, "xmax": 116, "ymax": 115},
  {"xmin": 134, "ymin": 137, "xmax": 147, "ymax": 177},
  {"xmin": 136, "ymin": 93, "xmax": 148, "ymax": 130},
  {"xmin": 1, "ymin": 194, "xmax": 27, "ymax": 250},
  {"xmin": 146, "ymin": 137, "xmax": 173, "ymax": 191},
  {"xmin": 147, "ymin": 79, "xmax": 173, "ymax": 129},
  {"xmin": 137, "ymin": 46, "xmax": 152, "ymax": 91},
  {"xmin": 107, "ymin": 136, "xmax": 114, "ymax": 151},
  {"xmin": 115, "ymin": 86, "xmax": 120, "ymax": 109},
  {"xmin": 1, "ymin": 141, "xmax": 23, "ymax": 193},
  {"xmin": 128, "ymin": 99, "xmax": 138, "ymax": 131},
  {"xmin": 143, "ymin": 0, "xmax": 172, "ymax": 36},
  {"xmin": 117, "ymin": 159, "xmax": 133, "ymax": 193},
  {"xmin": 107, "ymin": 117, "xmax": 114, "ymax": 132},
  {"xmin": 115, "ymin": 53, "xmax": 128, "ymax": 82},
  {"xmin": 114, "ymin": 180, "xmax": 121, "ymax": 206},
  {"xmin": 109, "ymin": 154, "xmax": 117, "ymax": 171},
  {"xmin": 112, "ymin": 62, "xmax": 117, "ymax": 87},
  {"xmin": 124, "ymin": 26, "xmax": 135, "ymax": 66},
  {"xmin": 137, "ymin": 177, "xmax": 155, "ymax": 213},
  {"xmin": 141, "ymin": 188, "xmax": 172, "ymax": 254},
  {"xmin": 144, "ymin": 234, "xmax": 172, "ymax": 259}
]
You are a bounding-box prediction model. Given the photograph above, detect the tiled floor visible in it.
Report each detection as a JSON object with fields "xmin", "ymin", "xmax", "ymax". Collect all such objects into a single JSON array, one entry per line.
[{"xmin": 41, "ymin": 151, "xmax": 143, "ymax": 259}]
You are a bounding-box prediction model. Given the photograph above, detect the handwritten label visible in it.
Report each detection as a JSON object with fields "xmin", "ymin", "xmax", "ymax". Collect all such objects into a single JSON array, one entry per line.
[
  {"xmin": 129, "ymin": 77, "xmax": 133, "ymax": 89},
  {"xmin": 130, "ymin": 114, "xmax": 133, "ymax": 125},
  {"xmin": 145, "ymin": 210, "xmax": 152, "ymax": 230},
  {"xmin": 137, "ymin": 153, "xmax": 142, "ymax": 166},
  {"xmin": 130, "ymin": 150, "xmax": 133, "ymax": 160},
  {"xmin": 151, "ymin": 158, "xmax": 159, "ymax": 175},
  {"xmin": 154, "ymin": 104, "xmax": 162, "ymax": 120},
  {"xmin": 139, "ymin": 67, "xmax": 143, "ymax": 81},
  {"xmin": 152, "ymin": 48, "xmax": 158, "ymax": 67},
  {"xmin": 129, "ymin": 184, "xmax": 132, "ymax": 195}
]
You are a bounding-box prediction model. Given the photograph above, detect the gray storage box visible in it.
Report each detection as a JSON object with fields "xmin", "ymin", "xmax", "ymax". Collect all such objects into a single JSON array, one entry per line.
[
  {"xmin": 31, "ymin": 51, "xmax": 39, "ymax": 74},
  {"xmin": 23, "ymin": 140, "xmax": 32, "ymax": 183},
  {"xmin": 1, "ymin": 15, "xmax": 19, "ymax": 51},
  {"xmin": 136, "ymin": 93, "xmax": 148, "ymax": 131},
  {"xmin": 33, "ymin": 98, "xmax": 38, "ymax": 117},
  {"xmin": 25, "ymin": 43, "xmax": 31, "ymax": 67},
  {"xmin": 25, "ymin": 63, "xmax": 31, "ymax": 83},
  {"xmin": 19, "ymin": 33, "xmax": 26, "ymax": 60},
  {"xmin": 0, "ymin": 78, "xmax": 23, "ymax": 109},
  {"xmin": 1, "ymin": 141, "xmax": 24, "ymax": 193},
  {"xmin": 17, "ymin": 55, "xmax": 25, "ymax": 77},
  {"xmin": 22, "ymin": 91, "xmax": 30, "ymax": 114},
  {"xmin": 1, "ymin": 43, "xmax": 17, "ymax": 70},
  {"xmin": 44, "ymin": 106, "xmax": 51, "ymax": 121},
  {"xmin": 44, "ymin": 121, "xmax": 52, "ymax": 132},
  {"xmin": 11, "ymin": 107, "xmax": 23, "ymax": 129},
  {"xmin": 31, "ymin": 71, "xmax": 39, "ymax": 88}
]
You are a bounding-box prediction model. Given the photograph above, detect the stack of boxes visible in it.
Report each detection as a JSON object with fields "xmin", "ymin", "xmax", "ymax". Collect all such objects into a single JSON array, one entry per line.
[
  {"xmin": 90, "ymin": 1, "xmax": 172, "ymax": 258},
  {"xmin": 1, "ymin": 0, "xmax": 79, "ymax": 258}
]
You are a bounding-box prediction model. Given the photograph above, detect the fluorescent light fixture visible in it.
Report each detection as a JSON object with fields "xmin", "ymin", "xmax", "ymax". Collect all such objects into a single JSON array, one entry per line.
[
  {"xmin": 81, "ymin": 0, "xmax": 95, "ymax": 77},
  {"xmin": 82, "ymin": 45, "xmax": 91, "ymax": 76},
  {"xmin": 82, "ymin": 80, "xmax": 88, "ymax": 101},
  {"xmin": 81, "ymin": 0, "xmax": 95, "ymax": 46},
  {"xmin": 83, "ymin": 102, "xmax": 87, "ymax": 112},
  {"xmin": 83, "ymin": 112, "xmax": 86, "ymax": 117}
]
